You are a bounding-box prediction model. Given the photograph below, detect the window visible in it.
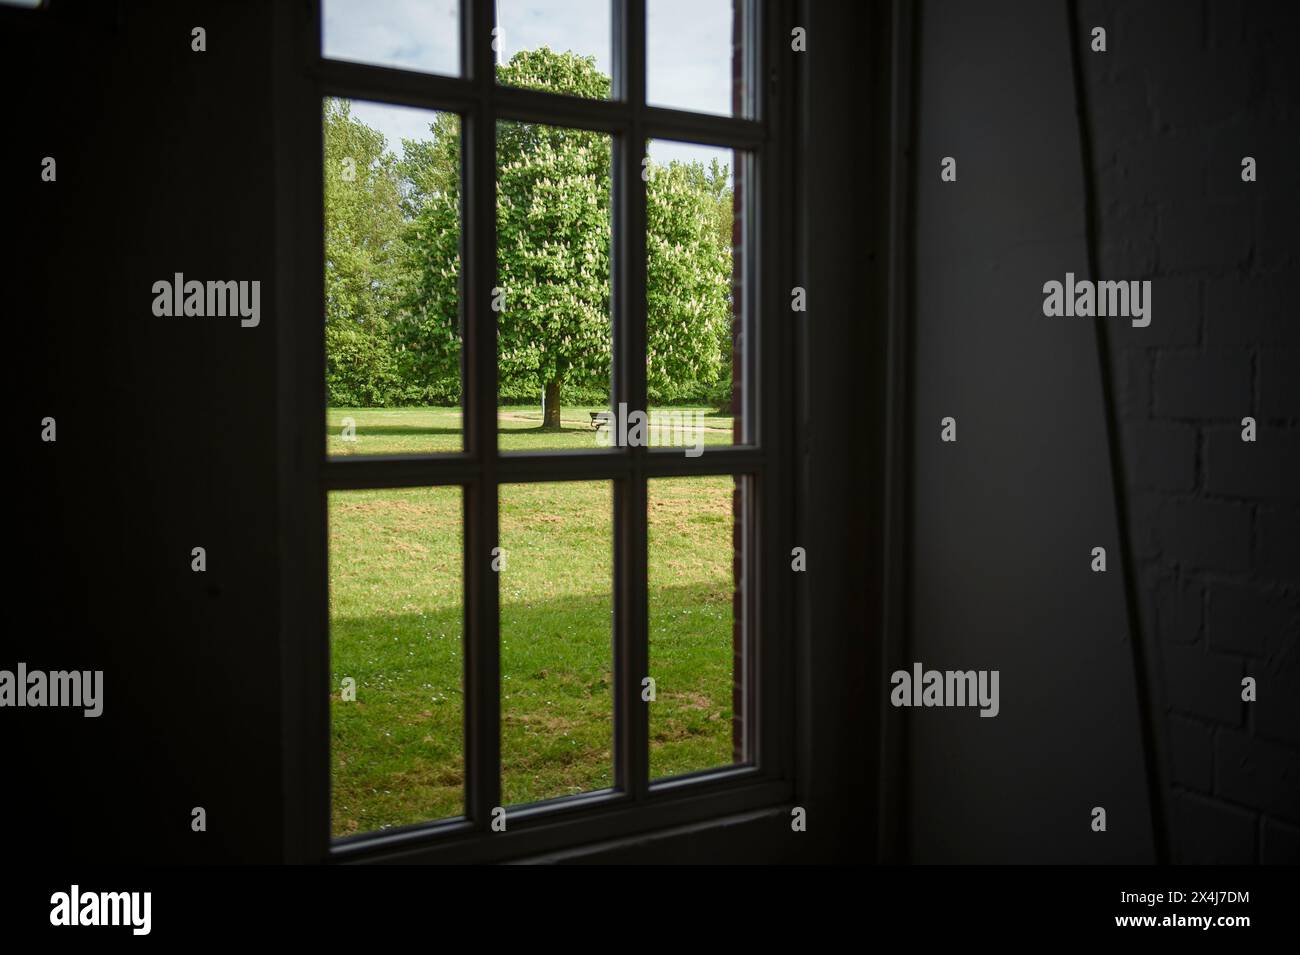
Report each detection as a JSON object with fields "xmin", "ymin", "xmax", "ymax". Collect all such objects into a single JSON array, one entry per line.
[{"xmin": 283, "ymin": 0, "xmax": 793, "ymax": 862}]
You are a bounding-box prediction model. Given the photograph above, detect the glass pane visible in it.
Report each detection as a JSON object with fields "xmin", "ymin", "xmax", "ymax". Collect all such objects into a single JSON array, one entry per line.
[
  {"xmin": 500, "ymin": 481, "xmax": 614, "ymax": 804},
  {"xmin": 495, "ymin": 0, "xmax": 613, "ymax": 100},
  {"xmin": 329, "ymin": 486, "xmax": 464, "ymax": 837},
  {"xmin": 323, "ymin": 0, "xmax": 461, "ymax": 77},
  {"xmin": 496, "ymin": 121, "xmax": 613, "ymax": 451},
  {"xmin": 646, "ymin": 140, "xmax": 748, "ymax": 447},
  {"xmin": 325, "ymin": 99, "xmax": 463, "ymax": 456},
  {"xmin": 648, "ymin": 0, "xmax": 752, "ymax": 117},
  {"xmin": 648, "ymin": 475, "xmax": 747, "ymax": 778}
]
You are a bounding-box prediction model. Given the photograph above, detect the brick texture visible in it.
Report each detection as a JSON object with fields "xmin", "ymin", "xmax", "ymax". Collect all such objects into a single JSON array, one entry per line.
[
  {"xmin": 1081, "ymin": 0, "xmax": 1300, "ymax": 862},
  {"xmin": 1171, "ymin": 792, "xmax": 1256, "ymax": 864},
  {"xmin": 1261, "ymin": 817, "xmax": 1300, "ymax": 864},
  {"xmin": 1205, "ymin": 582, "xmax": 1297, "ymax": 657},
  {"xmin": 1215, "ymin": 730, "xmax": 1300, "ymax": 824},
  {"xmin": 1166, "ymin": 715, "xmax": 1213, "ymax": 793},
  {"xmin": 1152, "ymin": 349, "xmax": 1251, "ymax": 420}
]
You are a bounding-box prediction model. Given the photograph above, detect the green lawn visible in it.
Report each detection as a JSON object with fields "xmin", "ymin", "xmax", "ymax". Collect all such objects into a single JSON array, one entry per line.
[
  {"xmin": 328, "ymin": 408, "xmax": 739, "ymax": 837},
  {"xmin": 325, "ymin": 403, "xmax": 738, "ymax": 456}
]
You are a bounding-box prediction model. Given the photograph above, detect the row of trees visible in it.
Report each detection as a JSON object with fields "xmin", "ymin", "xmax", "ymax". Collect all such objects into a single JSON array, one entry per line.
[{"xmin": 325, "ymin": 48, "xmax": 737, "ymax": 425}]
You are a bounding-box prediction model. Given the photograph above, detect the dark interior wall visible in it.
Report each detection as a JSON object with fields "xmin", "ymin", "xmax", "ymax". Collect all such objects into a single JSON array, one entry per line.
[
  {"xmin": 901, "ymin": 0, "xmax": 1156, "ymax": 862},
  {"xmin": 793, "ymin": 0, "xmax": 890, "ymax": 865},
  {"xmin": 1077, "ymin": 0, "xmax": 1300, "ymax": 864},
  {"xmin": 898, "ymin": 0, "xmax": 1300, "ymax": 865},
  {"xmin": 11, "ymin": 0, "xmax": 283, "ymax": 863}
]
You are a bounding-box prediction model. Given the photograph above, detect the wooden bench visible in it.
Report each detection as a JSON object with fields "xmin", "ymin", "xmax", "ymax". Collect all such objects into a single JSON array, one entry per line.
[{"xmin": 590, "ymin": 411, "xmax": 613, "ymax": 430}]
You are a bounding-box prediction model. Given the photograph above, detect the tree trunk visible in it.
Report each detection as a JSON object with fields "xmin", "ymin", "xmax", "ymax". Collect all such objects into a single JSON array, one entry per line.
[{"xmin": 542, "ymin": 377, "xmax": 562, "ymax": 429}]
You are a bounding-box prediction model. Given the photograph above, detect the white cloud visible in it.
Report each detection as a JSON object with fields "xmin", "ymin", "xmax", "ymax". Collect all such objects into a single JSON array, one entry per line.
[
  {"xmin": 496, "ymin": 0, "xmax": 611, "ymax": 73},
  {"xmin": 647, "ymin": 0, "xmax": 735, "ymax": 116},
  {"xmin": 325, "ymin": 0, "xmax": 739, "ymax": 168},
  {"xmin": 323, "ymin": 0, "xmax": 460, "ymax": 76}
]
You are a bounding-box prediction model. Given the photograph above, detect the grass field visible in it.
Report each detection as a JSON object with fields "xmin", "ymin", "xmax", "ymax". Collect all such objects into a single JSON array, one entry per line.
[
  {"xmin": 329, "ymin": 405, "xmax": 740, "ymax": 837},
  {"xmin": 325, "ymin": 403, "xmax": 738, "ymax": 455}
]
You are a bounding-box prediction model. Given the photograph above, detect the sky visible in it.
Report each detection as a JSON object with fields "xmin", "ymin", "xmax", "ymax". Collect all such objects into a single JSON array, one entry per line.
[{"xmin": 322, "ymin": 0, "xmax": 736, "ymax": 173}]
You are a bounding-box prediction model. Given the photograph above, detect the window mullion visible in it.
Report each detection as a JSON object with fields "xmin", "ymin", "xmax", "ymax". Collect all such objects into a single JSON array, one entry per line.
[
  {"xmin": 612, "ymin": 0, "xmax": 650, "ymax": 802},
  {"xmin": 463, "ymin": 0, "xmax": 501, "ymax": 830},
  {"xmin": 758, "ymin": 0, "xmax": 792, "ymax": 783}
]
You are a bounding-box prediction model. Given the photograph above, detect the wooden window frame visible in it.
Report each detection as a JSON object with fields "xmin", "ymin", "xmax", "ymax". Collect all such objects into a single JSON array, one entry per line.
[{"xmin": 274, "ymin": 0, "xmax": 798, "ymax": 864}]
